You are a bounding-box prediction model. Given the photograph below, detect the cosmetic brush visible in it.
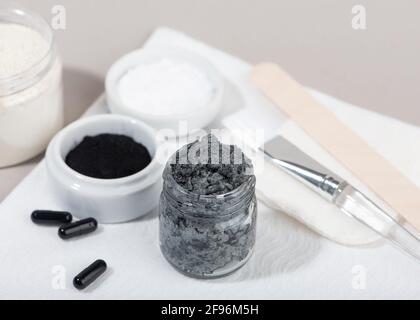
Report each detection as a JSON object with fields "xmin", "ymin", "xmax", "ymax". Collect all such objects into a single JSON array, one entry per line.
[{"xmin": 223, "ymin": 109, "xmax": 420, "ymax": 261}]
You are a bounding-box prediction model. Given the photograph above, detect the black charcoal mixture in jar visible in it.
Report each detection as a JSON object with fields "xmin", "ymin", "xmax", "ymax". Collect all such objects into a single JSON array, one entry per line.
[{"xmin": 159, "ymin": 134, "xmax": 257, "ymax": 279}]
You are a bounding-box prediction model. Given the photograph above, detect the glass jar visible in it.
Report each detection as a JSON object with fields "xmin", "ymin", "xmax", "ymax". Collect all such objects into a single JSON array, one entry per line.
[
  {"xmin": 0, "ymin": 3, "xmax": 63, "ymax": 168},
  {"xmin": 159, "ymin": 163, "xmax": 257, "ymax": 279}
]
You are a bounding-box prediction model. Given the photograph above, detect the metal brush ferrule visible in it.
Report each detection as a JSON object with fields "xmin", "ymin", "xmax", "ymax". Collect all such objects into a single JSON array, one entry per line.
[{"xmin": 259, "ymin": 136, "xmax": 344, "ymax": 201}]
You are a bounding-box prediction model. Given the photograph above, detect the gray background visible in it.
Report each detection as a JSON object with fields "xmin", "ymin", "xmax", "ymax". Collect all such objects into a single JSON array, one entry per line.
[{"xmin": 1, "ymin": 0, "xmax": 419, "ymax": 200}]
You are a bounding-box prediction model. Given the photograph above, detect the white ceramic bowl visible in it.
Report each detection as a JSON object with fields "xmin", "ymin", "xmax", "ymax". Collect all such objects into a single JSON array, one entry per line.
[
  {"xmin": 105, "ymin": 48, "xmax": 224, "ymax": 135},
  {"xmin": 45, "ymin": 114, "xmax": 163, "ymax": 224}
]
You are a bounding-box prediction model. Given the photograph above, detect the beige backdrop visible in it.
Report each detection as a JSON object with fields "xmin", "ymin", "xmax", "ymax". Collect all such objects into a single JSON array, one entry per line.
[{"xmin": 1, "ymin": 0, "xmax": 419, "ymax": 200}]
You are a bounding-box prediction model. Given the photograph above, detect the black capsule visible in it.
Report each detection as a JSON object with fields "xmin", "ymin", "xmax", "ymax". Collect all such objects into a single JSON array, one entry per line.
[
  {"xmin": 31, "ymin": 210, "xmax": 73, "ymax": 225},
  {"xmin": 58, "ymin": 218, "xmax": 98, "ymax": 239},
  {"xmin": 73, "ymin": 259, "xmax": 107, "ymax": 290}
]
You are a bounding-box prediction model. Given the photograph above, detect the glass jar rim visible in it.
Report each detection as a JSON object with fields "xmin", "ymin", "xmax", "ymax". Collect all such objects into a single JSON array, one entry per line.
[{"xmin": 0, "ymin": 3, "xmax": 56, "ymax": 95}]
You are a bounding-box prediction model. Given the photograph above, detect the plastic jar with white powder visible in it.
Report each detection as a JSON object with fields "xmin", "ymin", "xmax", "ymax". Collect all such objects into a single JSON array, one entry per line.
[
  {"xmin": 0, "ymin": 3, "xmax": 63, "ymax": 168},
  {"xmin": 106, "ymin": 48, "xmax": 224, "ymax": 135}
]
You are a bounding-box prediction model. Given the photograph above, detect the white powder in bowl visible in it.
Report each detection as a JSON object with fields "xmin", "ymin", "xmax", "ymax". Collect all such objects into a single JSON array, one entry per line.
[
  {"xmin": 0, "ymin": 22, "xmax": 63, "ymax": 167},
  {"xmin": 117, "ymin": 58, "xmax": 215, "ymax": 116},
  {"xmin": 0, "ymin": 23, "xmax": 50, "ymax": 78}
]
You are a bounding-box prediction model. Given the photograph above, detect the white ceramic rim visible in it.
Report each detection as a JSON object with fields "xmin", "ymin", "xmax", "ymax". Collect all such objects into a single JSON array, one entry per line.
[
  {"xmin": 105, "ymin": 47, "xmax": 225, "ymax": 122},
  {"xmin": 50, "ymin": 114, "xmax": 161, "ymax": 187}
]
